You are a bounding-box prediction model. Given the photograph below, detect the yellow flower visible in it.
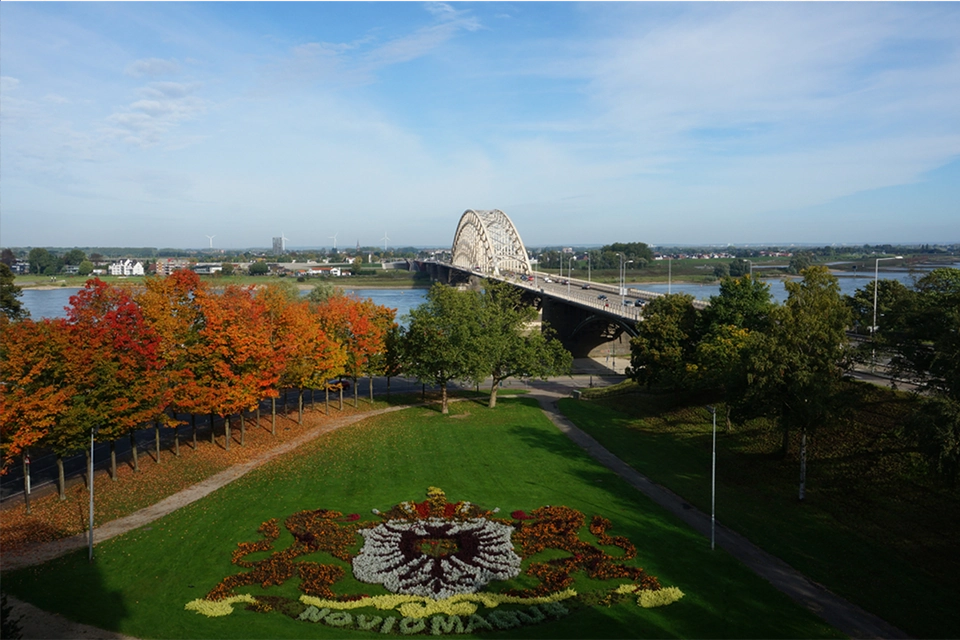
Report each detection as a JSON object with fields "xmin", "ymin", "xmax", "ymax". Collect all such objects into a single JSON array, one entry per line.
[{"xmin": 184, "ymin": 594, "xmax": 257, "ymax": 617}]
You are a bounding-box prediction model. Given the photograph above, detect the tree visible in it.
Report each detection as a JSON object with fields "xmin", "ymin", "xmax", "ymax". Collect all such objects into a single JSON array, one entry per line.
[
  {"xmin": 27, "ymin": 248, "xmax": 57, "ymax": 275},
  {"xmin": 701, "ymin": 275, "xmax": 774, "ymax": 334},
  {"xmin": 478, "ymin": 282, "xmax": 571, "ymax": 408},
  {"xmin": 78, "ymin": 260, "xmax": 94, "ymax": 276},
  {"xmin": 194, "ymin": 286, "xmax": 283, "ymax": 450},
  {"xmin": 62, "ymin": 249, "xmax": 86, "ymax": 266},
  {"xmin": 846, "ymin": 278, "xmax": 912, "ymax": 337},
  {"xmin": 0, "ymin": 318, "xmax": 72, "ymax": 481},
  {"xmin": 905, "ymin": 396, "xmax": 960, "ymax": 486},
  {"xmin": 887, "ymin": 268, "xmax": 960, "ymax": 400},
  {"xmin": 248, "ymin": 261, "xmax": 269, "ymax": 276},
  {"xmin": 220, "ymin": 262, "xmax": 235, "ymax": 276},
  {"xmin": 787, "ymin": 252, "xmax": 815, "ymax": 275},
  {"xmin": 728, "ymin": 258, "xmax": 751, "ymax": 278},
  {"xmin": 627, "ymin": 294, "xmax": 701, "ymax": 390},
  {"xmin": 0, "ymin": 264, "xmax": 27, "ymax": 321},
  {"xmin": 737, "ymin": 266, "xmax": 852, "ymax": 500},
  {"xmin": 60, "ymin": 279, "xmax": 168, "ymax": 478},
  {"xmin": 402, "ymin": 284, "xmax": 487, "ymax": 414},
  {"xmin": 306, "ymin": 280, "xmax": 337, "ymax": 304}
]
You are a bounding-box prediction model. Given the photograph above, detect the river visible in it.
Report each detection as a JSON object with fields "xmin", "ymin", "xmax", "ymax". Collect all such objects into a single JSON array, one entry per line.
[{"xmin": 18, "ymin": 287, "xmax": 430, "ymax": 321}]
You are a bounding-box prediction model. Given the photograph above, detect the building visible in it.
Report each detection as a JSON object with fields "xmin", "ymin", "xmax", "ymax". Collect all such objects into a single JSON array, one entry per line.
[
  {"xmin": 108, "ymin": 259, "xmax": 145, "ymax": 276},
  {"xmin": 272, "ymin": 237, "xmax": 284, "ymax": 255}
]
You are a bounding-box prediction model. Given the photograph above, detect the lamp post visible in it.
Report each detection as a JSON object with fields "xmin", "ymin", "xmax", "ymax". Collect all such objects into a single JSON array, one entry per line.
[
  {"xmin": 587, "ymin": 252, "xmax": 592, "ymax": 283},
  {"xmin": 618, "ymin": 254, "xmax": 632, "ymax": 306},
  {"xmin": 88, "ymin": 426, "xmax": 99, "ymax": 562},
  {"xmin": 706, "ymin": 406, "xmax": 717, "ymax": 550},
  {"xmin": 568, "ymin": 256, "xmax": 574, "ymax": 297},
  {"xmin": 872, "ymin": 256, "xmax": 903, "ymax": 338},
  {"xmin": 668, "ymin": 257, "xmax": 672, "ymax": 294}
]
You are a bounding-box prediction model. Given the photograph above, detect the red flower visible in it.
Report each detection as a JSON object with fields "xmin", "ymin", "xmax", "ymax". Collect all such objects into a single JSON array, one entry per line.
[{"xmin": 511, "ymin": 510, "xmax": 534, "ymax": 520}]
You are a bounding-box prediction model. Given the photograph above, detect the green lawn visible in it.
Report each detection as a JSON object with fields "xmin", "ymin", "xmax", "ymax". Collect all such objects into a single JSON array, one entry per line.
[
  {"xmin": 560, "ymin": 390, "xmax": 960, "ymax": 639},
  {"xmin": 3, "ymin": 398, "xmax": 840, "ymax": 639}
]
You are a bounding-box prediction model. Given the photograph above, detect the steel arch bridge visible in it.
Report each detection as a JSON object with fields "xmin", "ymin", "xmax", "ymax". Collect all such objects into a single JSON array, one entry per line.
[{"xmin": 451, "ymin": 209, "xmax": 531, "ymax": 276}]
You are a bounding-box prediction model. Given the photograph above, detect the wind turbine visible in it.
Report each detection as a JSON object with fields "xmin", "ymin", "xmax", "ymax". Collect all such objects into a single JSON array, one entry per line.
[
  {"xmin": 381, "ymin": 232, "xmax": 390, "ymax": 252},
  {"xmin": 329, "ymin": 232, "xmax": 338, "ymax": 250},
  {"xmin": 205, "ymin": 235, "xmax": 215, "ymax": 249},
  {"xmin": 280, "ymin": 232, "xmax": 290, "ymax": 253}
]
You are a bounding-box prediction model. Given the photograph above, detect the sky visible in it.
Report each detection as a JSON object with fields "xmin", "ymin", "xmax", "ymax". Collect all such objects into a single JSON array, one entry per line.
[{"xmin": 1, "ymin": 1, "xmax": 958, "ymax": 250}]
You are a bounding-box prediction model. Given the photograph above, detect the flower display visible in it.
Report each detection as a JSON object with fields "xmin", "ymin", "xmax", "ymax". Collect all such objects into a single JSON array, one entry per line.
[
  {"xmin": 185, "ymin": 488, "xmax": 684, "ymax": 635},
  {"xmin": 353, "ymin": 517, "xmax": 521, "ymax": 600}
]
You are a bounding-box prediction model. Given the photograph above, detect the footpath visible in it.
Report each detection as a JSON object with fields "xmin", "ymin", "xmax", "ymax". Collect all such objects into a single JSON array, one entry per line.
[{"xmin": 4, "ymin": 388, "xmax": 909, "ymax": 639}]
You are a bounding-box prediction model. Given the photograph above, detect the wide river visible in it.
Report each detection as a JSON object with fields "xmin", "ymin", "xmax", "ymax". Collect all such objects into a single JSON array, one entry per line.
[
  {"xmin": 19, "ymin": 287, "xmax": 430, "ymax": 321},
  {"xmin": 17, "ymin": 265, "xmax": 958, "ymax": 317}
]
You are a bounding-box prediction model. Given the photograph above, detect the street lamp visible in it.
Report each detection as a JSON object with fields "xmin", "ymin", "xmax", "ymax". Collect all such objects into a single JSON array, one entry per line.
[
  {"xmin": 618, "ymin": 254, "xmax": 633, "ymax": 306},
  {"xmin": 668, "ymin": 257, "xmax": 673, "ymax": 294},
  {"xmin": 88, "ymin": 425, "xmax": 99, "ymax": 562},
  {"xmin": 587, "ymin": 252, "xmax": 592, "ymax": 283},
  {"xmin": 706, "ymin": 406, "xmax": 717, "ymax": 550},
  {"xmin": 872, "ymin": 256, "xmax": 903, "ymax": 338},
  {"xmin": 568, "ymin": 256, "xmax": 574, "ymax": 297}
]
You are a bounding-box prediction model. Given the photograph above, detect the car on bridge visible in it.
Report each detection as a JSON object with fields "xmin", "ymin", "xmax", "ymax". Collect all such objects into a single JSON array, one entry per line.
[
  {"xmin": 581, "ymin": 283, "xmax": 591, "ymax": 289},
  {"xmin": 634, "ymin": 299, "xmax": 646, "ymax": 307},
  {"xmin": 597, "ymin": 294, "xmax": 607, "ymax": 300}
]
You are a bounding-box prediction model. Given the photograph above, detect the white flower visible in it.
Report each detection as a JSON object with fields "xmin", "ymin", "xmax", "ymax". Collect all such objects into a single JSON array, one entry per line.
[{"xmin": 353, "ymin": 517, "xmax": 521, "ymax": 599}]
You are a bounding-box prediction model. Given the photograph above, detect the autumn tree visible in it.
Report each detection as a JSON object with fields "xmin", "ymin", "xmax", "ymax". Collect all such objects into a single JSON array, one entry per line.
[
  {"xmin": 478, "ymin": 281, "xmax": 571, "ymax": 408},
  {"xmin": 0, "ymin": 263, "xmax": 27, "ymax": 321},
  {"xmin": 194, "ymin": 286, "xmax": 283, "ymax": 450},
  {"xmin": 60, "ymin": 279, "xmax": 168, "ymax": 479},
  {"xmin": 0, "ymin": 317, "xmax": 72, "ymax": 501}
]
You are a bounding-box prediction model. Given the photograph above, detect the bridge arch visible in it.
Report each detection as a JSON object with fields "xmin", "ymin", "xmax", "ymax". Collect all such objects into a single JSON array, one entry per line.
[{"xmin": 451, "ymin": 209, "xmax": 531, "ymax": 276}]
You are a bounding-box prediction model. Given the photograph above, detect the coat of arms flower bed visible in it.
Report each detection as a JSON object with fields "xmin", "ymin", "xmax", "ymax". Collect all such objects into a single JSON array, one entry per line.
[{"xmin": 185, "ymin": 488, "xmax": 684, "ymax": 634}]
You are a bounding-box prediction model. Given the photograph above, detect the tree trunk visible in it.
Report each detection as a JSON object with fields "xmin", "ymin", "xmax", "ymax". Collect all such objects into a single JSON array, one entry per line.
[
  {"xmin": 353, "ymin": 378, "xmax": 359, "ymax": 407},
  {"xmin": 22, "ymin": 451, "xmax": 31, "ymax": 515},
  {"xmin": 369, "ymin": 375, "xmax": 374, "ymax": 402},
  {"xmin": 192, "ymin": 414, "xmax": 197, "ymax": 450},
  {"xmin": 489, "ymin": 379, "xmax": 500, "ymax": 409},
  {"xmin": 57, "ymin": 454, "xmax": 66, "ymax": 501},
  {"xmin": 271, "ymin": 398, "xmax": 277, "ymax": 436},
  {"xmin": 799, "ymin": 429, "xmax": 807, "ymax": 502},
  {"xmin": 339, "ymin": 384, "xmax": 343, "ymax": 411},
  {"xmin": 130, "ymin": 431, "xmax": 139, "ymax": 472},
  {"xmin": 154, "ymin": 423, "xmax": 161, "ymax": 464},
  {"xmin": 110, "ymin": 441, "xmax": 117, "ymax": 480},
  {"xmin": 298, "ymin": 388, "xmax": 304, "ymax": 424},
  {"xmin": 441, "ymin": 383, "xmax": 449, "ymax": 414},
  {"xmin": 173, "ymin": 423, "xmax": 180, "ymax": 457},
  {"xmin": 210, "ymin": 412, "xmax": 216, "ymax": 444},
  {"xmin": 85, "ymin": 449, "xmax": 93, "ymax": 491},
  {"xmin": 780, "ymin": 425, "xmax": 790, "ymax": 457},
  {"xmin": 325, "ymin": 386, "xmax": 329, "ymax": 415},
  {"xmin": 224, "ymin": 415, "xmax": 231, "ymax": 451},
  {"xmin": 387, "ymin": 376, "xmax": 391, "ymax": 398},
  {"xmin": 240, "ymin": 412, "xmax": 246, "ymax": 446},
  {"xmin": 256, "ymin": 405, "xmax": 261, "ymax": 430},
  {"xmin": 311, "ymin": 387, "xmax": 315, "ymax": 408}
]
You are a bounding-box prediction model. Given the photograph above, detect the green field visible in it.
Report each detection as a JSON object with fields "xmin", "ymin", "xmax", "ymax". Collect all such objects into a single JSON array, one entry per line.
[
  {"xmin": 3, "ymin": 398, "xmax": 839, "ymax": 639},
  {"xmin": 561, "ymin": 385, "xmax": 960, "ymax": 639}
]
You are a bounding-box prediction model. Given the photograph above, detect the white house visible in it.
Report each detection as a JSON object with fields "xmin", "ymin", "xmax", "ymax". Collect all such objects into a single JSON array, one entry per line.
[{"xmin": 108, "ymin": 259, "xmax": 145, "ymax": 276}]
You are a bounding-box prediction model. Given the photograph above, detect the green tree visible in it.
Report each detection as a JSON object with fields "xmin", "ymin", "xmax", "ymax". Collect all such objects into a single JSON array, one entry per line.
[
  {"xmin": 220, "ymin": 262, "xmax": 235, "ymax": 276},
  {"xmin": 713, "ymin": 262, "xmax": 730, "ymax": 279},
  {"xmin": 905, "ymin": 396, "xmax": 960, "ymax": 486},
  {"xmin": 738, "ymin": 266, "xmax": 852, "ymax": 500},
  {"xmin": 248, "ymin": 261, "xmax": 269, "ymax": 276},
  {"xmin": 401, "ymin": 284, "xmax": 487, "ymax": 414},
  {"xmin": 0, "ymin": 264, "xmax": 27, "ymax": 321},
  {"xmin": 62, "ymin": 249, "xmax": 86, "ymax": 266},
  {"xmin": 627, "ymin": 293, "xmax": 701, "ymax": 390},
  {"xmin": 702, "ymin": 275, "xmax": 774, "ymax": 334},
  {"xmin": 846, "ymin": 278, "xmax": 912, "ymax": 337},
  {"xmin": 78, "ymin": 260, "xmax": 94, "ymax": 276},
  {"xmin": 479, "ymin": 282, "xmax": 572, "ymax": 408},
  {"xmin": 306, "ymin": 280, "xmax": 337, "ymax": 304},
  {"xmin": 787, "ymin": 252, "xmax": 815, "ymax": 275},
  {"xmin": 728, "ymin": 258, "xmax": 751, "ymax": 278},
  {"xmin": 27, "ymin": 248, "xmax": 57, "ymax": 275}
]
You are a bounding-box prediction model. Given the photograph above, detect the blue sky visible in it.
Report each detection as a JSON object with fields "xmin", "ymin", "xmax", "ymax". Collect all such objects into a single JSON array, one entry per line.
[{"xmin": 2, "ymin": 2, "xmax": 958, "ymax": 249}]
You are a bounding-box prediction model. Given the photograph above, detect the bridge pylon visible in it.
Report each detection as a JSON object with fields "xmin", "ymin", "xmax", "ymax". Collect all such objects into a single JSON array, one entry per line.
[{"xmin": 451, "ymin": 209, "xmax": 531, "ymax": 276}]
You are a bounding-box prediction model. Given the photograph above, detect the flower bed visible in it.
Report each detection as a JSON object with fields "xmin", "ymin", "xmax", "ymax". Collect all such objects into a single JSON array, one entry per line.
[{"xmin": 185, "ymin": 488, "xmax": 684, "ymax": 634}]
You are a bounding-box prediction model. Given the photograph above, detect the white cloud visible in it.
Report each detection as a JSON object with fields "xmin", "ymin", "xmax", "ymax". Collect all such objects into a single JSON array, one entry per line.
[
  {"xmin": 125, "ymin": 57, "xmax": 180, "ymax": 77},
  {"xmin": 103, "ymin": 81, "xmax": 207, "ymax": 147}
]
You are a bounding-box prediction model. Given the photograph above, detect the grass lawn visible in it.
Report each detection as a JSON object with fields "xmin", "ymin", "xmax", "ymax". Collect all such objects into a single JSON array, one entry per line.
[
  {"xmin": 560, "ymin": 386, "xmax": 960, "ymax": 639},
  {"xmin": 2, "ymin": 397, "xmax": 839, "ymax": 639}
]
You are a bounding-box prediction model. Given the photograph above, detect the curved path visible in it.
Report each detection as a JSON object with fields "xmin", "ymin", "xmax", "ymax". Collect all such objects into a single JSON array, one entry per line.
[{"xmin": 4, "ymin": 388, "xmax": 908, "ymax": 639}]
